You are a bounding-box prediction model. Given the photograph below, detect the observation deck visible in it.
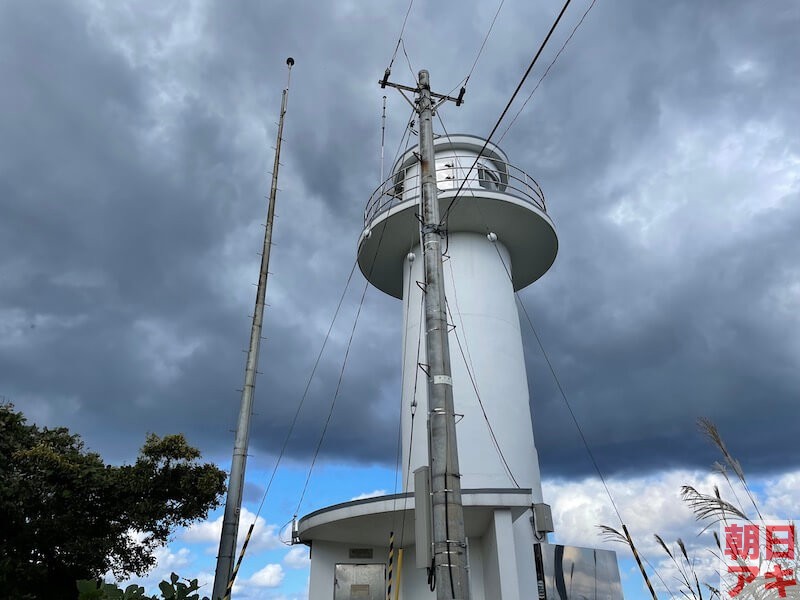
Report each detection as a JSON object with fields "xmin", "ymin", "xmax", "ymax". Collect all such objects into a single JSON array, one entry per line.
[{"xmin": 357, "ymin": 134, "xmax": 558, "ymax": 298}]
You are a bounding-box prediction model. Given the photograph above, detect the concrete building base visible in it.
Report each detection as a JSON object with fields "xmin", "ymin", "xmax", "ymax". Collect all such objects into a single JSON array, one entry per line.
[{"xmin": 298, "ymin": 489, "xmax": 542, "ymax": 600}]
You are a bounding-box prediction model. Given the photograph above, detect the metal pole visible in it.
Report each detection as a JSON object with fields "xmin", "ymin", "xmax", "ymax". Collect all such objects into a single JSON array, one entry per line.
[
  {"xmin": 212, "ymin": 57, "xmax": 294, "ymax": 600},
  {"xmin": 417, "ymin": 69, "xmax": 470, "ymax": 600}
]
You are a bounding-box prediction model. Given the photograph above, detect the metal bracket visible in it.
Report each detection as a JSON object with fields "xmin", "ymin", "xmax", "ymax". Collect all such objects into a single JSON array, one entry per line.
[
  {"xmin": 421, "ymin": 223, "xmax": 445, "ymax": 236},
  {"xmin": 381, "ymin": 75, "xmax": 465, "ymax": 115}
]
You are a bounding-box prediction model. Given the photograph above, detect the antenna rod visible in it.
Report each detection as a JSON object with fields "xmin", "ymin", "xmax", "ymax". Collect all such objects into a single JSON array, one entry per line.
[
  {"xmin": 380, "ymin": 95, "xmax": 387, "ymax": 189},
  {"xmin": 212, "ymin": 57, "xmax": 294, "ymax": 600}
]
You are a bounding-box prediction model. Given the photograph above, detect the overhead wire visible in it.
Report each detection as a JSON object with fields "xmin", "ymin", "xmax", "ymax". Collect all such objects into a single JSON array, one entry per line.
[
  {"xmin": 432, "ymin": 142, "xmax": 631, "ymax": 538},
  {"xmin": 382, "ymin": 107, "xmax": 417, "ymax": 197},
  {"xmin": 435, "ymin": 85, "xmax": 624, "ymax": 523},
  {"xmin": 293, "ymin": 109, "xmax": 417, "ymax": 519},
  {"xmin": 443, "ymin": 0, "xmax": 505, "ymax": 98},
  {"xmin": 498, "ymin": 0, "xmax": 599, "ymax": 143},
  {"xmin": 445, "ymin": 297, "xmax": 521, "ymax": 488},
  {"xmin": 252, "ymin": 259, "xmax": 360, "ymax": 521},
  {"xmin": 440, "ymin": 0, "xmax": 612, "ymax": 510},
  {"xmin": 243, "ymin": 0, "xmax": 599, "ymax": 572},
  {"xmin": 488, "ymin": 240, "xmax": 625, "ymax": 525},
  {"xmin": 392, "ymin": 254, "xmax": 415, "ymax": 518},
  {"xmin": 433, "ymin": 140, "xmax": 628, "ymax": 525},
  {"xmin": 379, "ymin": 101, "xmax": 415, "ymax": 205},
  {"xmin": 391, "ymin": 414, "xmax": 403, "ymax": 498},
  {"xmin": 435, "ymin": 110, "xmax": 521, "ymax": 489},
  {"xmin": 387, "ymin": 0, "xmax": 415, "ymax": 71},
  {"xmin": 380, "ymin": 14, "xmax": 568, "ymax": 590},
  {"xmin": 252, "ymin": 102, "xmax": 415, "ymax": 532},
  {"xmin": 433, "ymin": 111, "xmax": 463, "ymax": 258},
  {"xmin": 392, "ymin": 176, "xmax": 427, "ymax": 546},
  {"xmin": 496, "ymin": 257, "xmax": 676, "ymax": 583},
  {"xmin": 377, "ymin": 0, "xmax": 626, "ymax": 586},
  {"xmin": 293, "ymin": 276, "xmax": 371, "ymax": 517},
  {"xmin": 389, "ymin": 112, "xmax": 421, "ymax": 511},
  {"xmin": 400, "ymin": 39, "xmax": 417, "ymax": 81},
  {"xmin": 394, "ymin": 288, "xmax": 425, "ymax": 548},
  {"xmin": 378, "ymin": 7, "xmax": 593, "ymax": 581},
  {"xmin": 463, "ymin": 0, "xmax": 505, "ymax": 88},
  {"xmin": 233, "ymin": 263, "xmax": 361, "ymax": 580},
  {"xmin": 439, "ymin": 0, "xmax": 575, "ymax": 227},
  {"xmin": 437, "ymin": 91, "xmax": 646, "ymax": 587}
]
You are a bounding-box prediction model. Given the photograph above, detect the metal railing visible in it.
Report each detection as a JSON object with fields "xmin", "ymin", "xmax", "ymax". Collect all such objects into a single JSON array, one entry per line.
[{"xmin": 364, "ymin": 155, "xmax": 547, "ymax": 226}]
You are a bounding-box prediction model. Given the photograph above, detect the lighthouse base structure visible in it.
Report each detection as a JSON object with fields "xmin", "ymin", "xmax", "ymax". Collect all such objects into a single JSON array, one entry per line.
[{"xmin": 298, "ymin": 489, "xmax": 540, "ymax": 600}]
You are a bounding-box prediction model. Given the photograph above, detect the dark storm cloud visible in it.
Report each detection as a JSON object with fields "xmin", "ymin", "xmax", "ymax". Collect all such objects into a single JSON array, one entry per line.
[
  {"xmin": 506, "ymin": 0, "xmax": 800, "ymax": 476},
  {"xmin": 530, "ymin": 197, "xmax": 800, "ymax": 477},
  {"xmin": 1, "ymin": 0, "xmax": 798, "ymax": 483},
  {"xmin": 0, "ymin": 0, "xmax": 404, "ymax": 468}
]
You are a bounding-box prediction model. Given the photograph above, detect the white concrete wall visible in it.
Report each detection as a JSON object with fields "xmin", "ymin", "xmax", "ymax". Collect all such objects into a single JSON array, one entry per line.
[
  {"xmin": 385, "ymin": 533, "xmax": 504, "ymax": 600},
  {"xmin": 512, "ymin": 508, "xmax": 539, "ymax": 597},
  {"xmin": 307, "ymin": 528, "xmax": 535, "ymax": 600},
  {"xmin": 307, "ymin": 541, "xmax": 455, "ymax": 600},
  {"xmin": 401, "ymin": 232, "xmax": 544, "ymax": 497},
  {"xmin": 481, "ymin": 514, "xmax": 502, "ymax": 599},
  {"xmin": 396, "ymin": 545, "xmax": 435, "ymax": 600},
  {"xmin": 467, "ymin": 538, "xmax": 487, "ymax": 600},
  {"xmin": 489, "ymin": 509, "xmax": 524, "ymax": 600}
]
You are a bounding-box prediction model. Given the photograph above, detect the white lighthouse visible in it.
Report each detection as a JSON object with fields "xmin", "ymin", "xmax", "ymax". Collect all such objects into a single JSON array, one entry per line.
[
  {"xmin": 298, "ymin": 132, "xmax": 564, "ymax": 600},
  {"xmin": 378, "ymin": 134, "xmax": 557, "ymax": 497}
]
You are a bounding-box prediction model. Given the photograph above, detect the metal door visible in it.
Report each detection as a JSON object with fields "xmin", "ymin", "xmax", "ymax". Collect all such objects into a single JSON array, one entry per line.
[{"xmin": 333, "ymin": 563, "xmax": 385, "ymax": 600}]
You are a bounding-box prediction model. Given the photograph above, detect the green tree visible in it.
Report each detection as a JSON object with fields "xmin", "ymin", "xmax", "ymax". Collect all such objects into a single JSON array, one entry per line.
[{"xmin": 0, "ymin": 404, "xmax": 226, "ymax": 599}]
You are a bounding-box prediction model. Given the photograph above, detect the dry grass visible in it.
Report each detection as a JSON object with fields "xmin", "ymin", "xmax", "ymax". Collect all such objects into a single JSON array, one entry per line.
[{"xmin": 598, "ymin": 419, "xmax": 771, "ymax": 600}]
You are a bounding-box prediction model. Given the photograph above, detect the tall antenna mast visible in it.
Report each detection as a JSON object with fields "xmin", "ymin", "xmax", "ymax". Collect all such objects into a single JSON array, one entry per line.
[
  {"xmin": 212, "ymin": 57, "xmax": 294, "ymax": 600},
  {"xmin": 382, "ymin": 68, "xmax": 470, "ymax": 600}
]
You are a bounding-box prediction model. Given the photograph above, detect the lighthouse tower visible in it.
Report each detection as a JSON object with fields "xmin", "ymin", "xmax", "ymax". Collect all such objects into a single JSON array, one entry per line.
[
  {"xmin": 362, "ymin": 134, "xmax": 557, "ymax": 498},
  {"xmin": 298, "ymin": 131, "xmax": 560, "ymax": 599}
]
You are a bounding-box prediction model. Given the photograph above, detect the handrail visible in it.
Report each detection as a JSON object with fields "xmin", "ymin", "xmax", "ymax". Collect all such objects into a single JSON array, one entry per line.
[{"xmin": 364, "ymin": 155, "xmax": 546, "ymax": 227}]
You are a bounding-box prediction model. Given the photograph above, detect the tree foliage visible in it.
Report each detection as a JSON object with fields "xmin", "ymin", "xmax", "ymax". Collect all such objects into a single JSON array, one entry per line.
[
  {"xmin": 76, "ymin": 573, "xmax": 209, "ymax": 600},
  {"xmin": 0, "ymin": 404, "xmax": 226, "ymax": 599}
]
